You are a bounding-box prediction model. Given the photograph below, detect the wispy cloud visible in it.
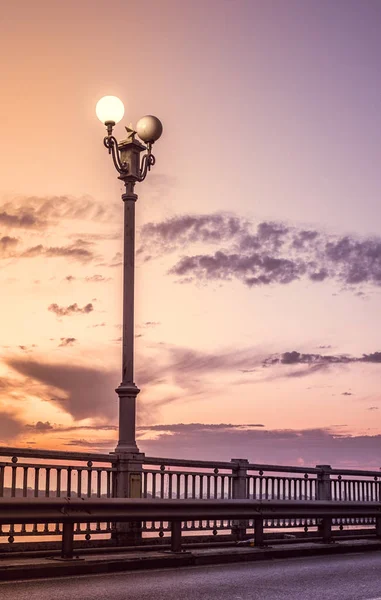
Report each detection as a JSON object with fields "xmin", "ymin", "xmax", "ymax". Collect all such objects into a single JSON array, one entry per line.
[
  {"xmin": 6, "ymin": 358, "xmax": 119, "ymax": 421},
  {"xmin": 58, "ymin": 337, "xmax": 77, "ymax": 347},
  {"xmin": 0, "ymin": 235, "xmax": 19, "ymax": 257},
  {"xmin": 139, "ymin": 212, "xmax": 381, "ymax": 292},
  {"xmin": 65, "ymin": 422, "xmax": 381, "ymax": 470},
  {"xmin": 48, "ymin": 303, "xmax": 94, "ymax": 317},
  {"xmin": 0, "ymin": 194, "xmax": 118, "ymax": 230},
  {"xmin": 0, "ymin": 411, "xmax": 24, "ymax": 443},
  {"xmin": 21, "ymin": 242, "xmax": 94, "ymax": 263}
]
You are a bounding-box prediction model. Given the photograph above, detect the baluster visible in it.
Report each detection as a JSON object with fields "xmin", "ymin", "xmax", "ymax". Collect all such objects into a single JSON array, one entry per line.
[
  {"xmin": 260, "ymin": 476, "xmax": 265, "ymax": 500},
  {"xmin": 192, "ymin": 475, "xmax": 196, "ymax": 499},
  {"xmin": 176, "ymin": 474, "xmax": 181, "ymax": 499},
  {"xmin": 45, "ymin": 468, "xmax": 51, "ymax": 497},
  {"xmin": 160, "ymin": 471, "xmax": 165, "ymax": 498},
  {"xmin": 34, "ymin": 468, "xmax": 40, "ymax": 497},
  {"xmin": 344, "ymin": 479, "xmax": 348, "ymax": 501},
  {"xmin": 22, "ymin": 467, "xmax": 28, "ymax": 497},
  {"xmin": 142, "ymin": 471, "xmax": 148, "ymax": 498},
  {"xmin": 205, "ymin": 475, "xmax": 211, "ymax": 528},
  {"xmin": 0, "ymin": 466, "xmax": 4, "ymax": 496},
  {"xmin": 213, "ymin": 474, "xmax": 218, "ymax": 499},
  {"xmin": 221, "ymin": 475, "xmax": 226, "ymax": 500},
  {"xmin": 97, "ymin": 470, "xmax": 101, "ymax": 498},
  {"xmin": 77, "ymin": 469, "xmax": 82, "ymax": 498},
  {"xmin": 107, "ymin": 469, "xmax": 112, "ymax": 498},
  {"xmin": 168, "ymin": 472, "xmax": 173, "ymax": 499},
  {"xmin": 199, "ymin": 475, "xmax": 204, "ymax": 500},
  {"xmin": 152, "ymin": 472, "xmax": 157, "ymax": 498},
  {"xmin": 184, "ymin": 474, "xmax": 189, "ymax": 499},
  {"xmin": 87, "ymin": 468, "xmax": 92, "ymax": 497},
  {"xmin": 11, "ymin": 465, "xmax": 17, "ymax": 497},
  {"xmin": 56, "ymin": 468, "xmax": 61, "ymax": 497}
]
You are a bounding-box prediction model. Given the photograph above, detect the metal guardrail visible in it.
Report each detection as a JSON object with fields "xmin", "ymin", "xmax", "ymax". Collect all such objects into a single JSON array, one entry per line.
[{"xmin": 0, "ymin": 497, "xmax": 380, "ymax": 558}]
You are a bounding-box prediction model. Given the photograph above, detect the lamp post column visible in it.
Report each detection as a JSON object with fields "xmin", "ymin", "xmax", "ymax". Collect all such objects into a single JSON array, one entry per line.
[
  {"xmin": 112, "ymin": 137, "xmax": 146, "ymax": 545},
  {"xmin": 115, "ymin": 137, "xmax": 147, "ymax": 455}
]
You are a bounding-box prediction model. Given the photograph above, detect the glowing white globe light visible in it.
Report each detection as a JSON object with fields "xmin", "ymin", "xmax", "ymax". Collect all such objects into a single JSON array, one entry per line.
[
  {"xmin": 136, "ymin": 115, "xmax": 163, "ymax": 143},
  {"xmin": 96, "ymin": 96, "xmax": 125, "ymax": 124}
]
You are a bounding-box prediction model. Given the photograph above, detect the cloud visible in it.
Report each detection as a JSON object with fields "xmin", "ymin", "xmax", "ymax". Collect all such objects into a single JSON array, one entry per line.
[
  {"xmin": 138, "ymin": 212, "xmax": 246, "ymax": 258},
  {"xmin": 341, "ymin": 391, "xmax": 353, "ymax": 396},
  {"xmin": 0, "ymin": 211, "xmax": 42, "ymax": 228},
  {"xmin": 58, "ymin": 337, "xmax": 77, "ymax": 347},
  {"xmin": 361, "ymin": 352, "xmax": 381, "ymax": 363},
  {"xmin": 263, "ymin": 351, "xmax": 353, "ymax": 367},
  {"xmin": 18, "ymin": 344, "xmax": 36, "ymax": 353},
  {"xmin": 139, "ymin": 212, "xmax": 381, "ymax": 292},
  {"xmin": 139, "ymin": 423, "xmax": 264, "ymax": 432},
  {"xmin": 48, "ymin": 303, "xmax": 94, "ymax": 317},
  {"xmin": 26, "ymin": 421, "xmax": 54, "ymax": 432},
  {"xmin": 137, "ymin": 424, "xmax": 381, "ymax": 469},
  {"xmin": 21, "ymin": 242, "xmax": 94, "ymax": 262},
  {"xmin": 66, "ymin": 421, "xmax": 381, "ymax": 470},
  {"xmin": 135, "ymin": 345, "xmax": 263, "ymax": 395},
  {"xmin": 85, "ymin": 274, "xmax": 111, "ymax": 283},
  {"xmin": 0, "ymin": 194, "xmax": 118, "ymax": 230},
  {"xmin": 0, "ymin": 412, "xmax": 24, "ymax": 442},
  {"xmin": 0, "ymin": 235, "xmax": 19, "ymax": 257},
  {"xmin": 6, "ymin": 358, "xmax": 119, "ymax": 420},
  {"xmin": 257, "ymin": 349, "xmax": 381, "ymax": 381}
]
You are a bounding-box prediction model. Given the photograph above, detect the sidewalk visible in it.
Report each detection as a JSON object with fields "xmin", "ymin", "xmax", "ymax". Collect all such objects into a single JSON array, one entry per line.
[{"xmin": 0, "ymin": 538, "xmax": 380, "ymax": 581}]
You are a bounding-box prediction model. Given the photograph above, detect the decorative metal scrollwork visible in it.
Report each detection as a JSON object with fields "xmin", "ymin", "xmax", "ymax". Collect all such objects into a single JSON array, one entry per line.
[
  {"xmin": 103, "ymin": 136, "xmax": 129, "ymax": 174},
  {"xmin": 139, "ymin": 151, "xmax": 156, "ymax": 182}
]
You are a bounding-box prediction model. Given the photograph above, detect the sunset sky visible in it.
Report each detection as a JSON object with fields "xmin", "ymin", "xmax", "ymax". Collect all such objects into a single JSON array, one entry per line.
[{"xmin": 1, "ymin": 0, "xmax": 381, "ymax": 469}]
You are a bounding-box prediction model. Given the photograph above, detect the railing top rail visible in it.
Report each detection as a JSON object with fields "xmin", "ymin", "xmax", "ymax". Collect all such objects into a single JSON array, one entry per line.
[
  {"xmin": 145, "ymin": 457, "xmax": 381, "ymax": 478},
  {"xmin": 246, "ymin": 464, "xmax": 321, "ymax": 475},
  {"xmin": 0, "ymin": 447, "xmax": 117, "ymax": 464},
  {"xmin": 144, "ymin": 456, "xmax": 234, "ymax": 470},
  {"xmin": 0, "ymin": 461, "xmax": 116, "ymax": 471},
  {"xmin": 329, "ymin": 468, "xmax": 381, "ymax": 478},
  {"xmin": 144, "ymin": 456, "xmax": 321, "ymax": 474},
  {"xmin": 0, "ymin": 497, "xmax": 380, "ymax": 525}
]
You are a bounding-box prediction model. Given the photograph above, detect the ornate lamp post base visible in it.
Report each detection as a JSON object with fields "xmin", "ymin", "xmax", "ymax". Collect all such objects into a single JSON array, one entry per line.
[{"xmin": 114, "ymin": 383, "xmax": 141, "ymax": 454}]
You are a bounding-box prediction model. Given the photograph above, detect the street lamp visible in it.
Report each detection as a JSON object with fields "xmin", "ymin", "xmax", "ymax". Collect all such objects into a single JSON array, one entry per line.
[{"xmin": 96, "ymin": 96, "xmax": 163, "ymax": 455}]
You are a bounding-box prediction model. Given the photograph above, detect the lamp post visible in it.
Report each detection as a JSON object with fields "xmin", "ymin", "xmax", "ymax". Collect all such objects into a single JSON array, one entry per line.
[{"xmin": 96, "ymin": 96, "xmax": 163, "ymax": 455}]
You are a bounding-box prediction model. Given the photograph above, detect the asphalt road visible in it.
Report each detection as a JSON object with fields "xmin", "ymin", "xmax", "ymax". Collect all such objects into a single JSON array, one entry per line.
[{"xmin": 2, "ymin": 551, "xmax": 381, "ymax": 600}]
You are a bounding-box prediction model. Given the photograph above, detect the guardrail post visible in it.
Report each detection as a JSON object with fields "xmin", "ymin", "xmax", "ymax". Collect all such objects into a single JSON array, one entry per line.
[
  {"xmin": 112, "ymin": 451, "xmax": 145, "ymax": 545},
  {"xmin": 231, "ymin": 458, "xmax": 249, "ymax": 541},
  {"xmin": 171, "ymin": 520, "xmax": 182, "ymax": 553},
  {"xmin": 316, "ymin": 465, "xmax": 333, "ymax": 543},
  {"xmin": 254, "ymin": 517, "xmax": 264, "ymax": 547},
  {"xmin": 61, "ymin": 522, "xmax": 74, "ymax": 559},
  {"xmin": 376, "ymin": 517, "xmax": 381, "ymax": 538}
]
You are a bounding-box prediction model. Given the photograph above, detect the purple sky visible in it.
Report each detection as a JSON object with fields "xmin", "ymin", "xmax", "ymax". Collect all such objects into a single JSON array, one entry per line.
[{"xmin": 1, "ymin": 0, "xmax": 381, "ymax": 469}]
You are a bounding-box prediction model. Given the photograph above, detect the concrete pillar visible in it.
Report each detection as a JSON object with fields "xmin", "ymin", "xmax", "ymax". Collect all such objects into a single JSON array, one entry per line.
[
  {"xmin": 231, "ymin": 458, "xmax": 249, "ymax": 540},
  {"xmin": 112, "ymin": 451, "xmax": 145, "ymax": 545},
  {"xmin": 316, "ymin": 464, "xmax": 333, "ymax": 543}
]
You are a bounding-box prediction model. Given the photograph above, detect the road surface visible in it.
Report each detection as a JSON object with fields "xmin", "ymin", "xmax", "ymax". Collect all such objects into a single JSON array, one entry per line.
[{"xmin": 2, "ymin": 551, "xmax": 381, "ymax": 600}]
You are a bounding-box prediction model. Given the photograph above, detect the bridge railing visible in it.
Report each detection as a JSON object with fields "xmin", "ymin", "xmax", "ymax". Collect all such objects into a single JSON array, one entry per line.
[
  {"xmin": 0, "ymin": 448, "xmax": 117, "ymax": 541},
  {"xmin": 0, "ymin": 447, "xmax": 380, "ymax": 544},
  {"xmin": 0, "ymin": 497, "xmax": 380, "ymax": 558}
]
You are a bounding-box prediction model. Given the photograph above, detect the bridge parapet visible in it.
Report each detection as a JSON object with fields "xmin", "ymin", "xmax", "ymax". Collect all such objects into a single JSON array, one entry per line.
[{"xmin": 0, "ymin": 446, "xmax": 379, "ymax": 547}]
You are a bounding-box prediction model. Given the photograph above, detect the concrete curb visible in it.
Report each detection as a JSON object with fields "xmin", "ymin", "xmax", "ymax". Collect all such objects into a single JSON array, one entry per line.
[{"xmin": 1, "ymin": 540, "xmax": 380, "ymax": 582}]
